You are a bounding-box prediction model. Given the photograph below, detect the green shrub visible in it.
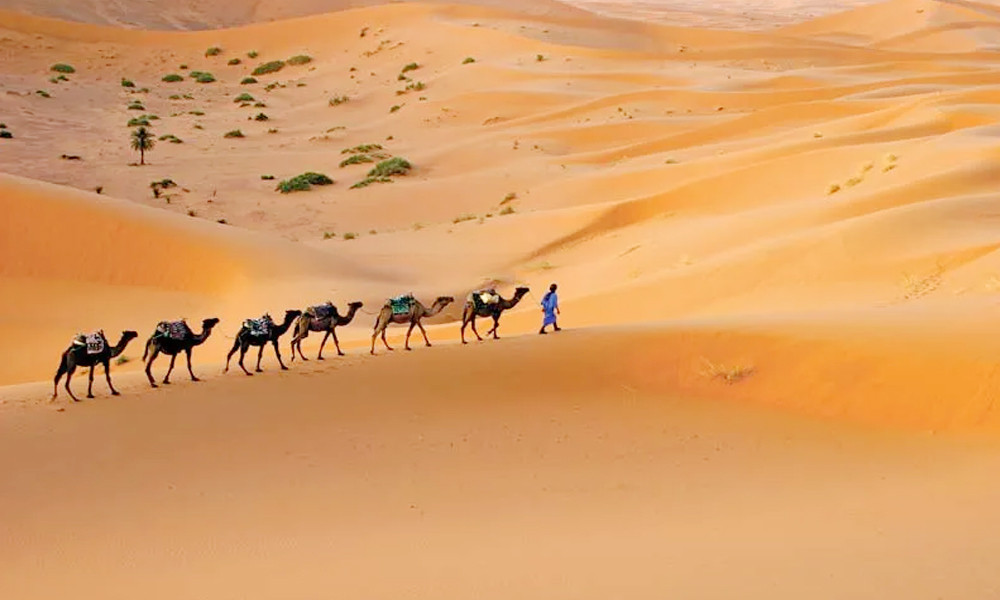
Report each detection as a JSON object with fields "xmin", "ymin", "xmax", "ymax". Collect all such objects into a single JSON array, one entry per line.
[
  {"xmin": 462, "ymin": 57, "xmax": 475, "ymax": 64},
  {"xmin": 323, "ymin": 231, "xmax": 336, "ymax": 239},
  {"xmin": 168, "ymin": 94, "xmax": 182, "ymax": 100},
  {"xmin": 228, "ymin": 58, "xmax": 241, "ymax": 66},
  {"xmin": 36, "ymin": 90, "xmax": 51, "ymax": 98},
  {"xmin": 128, "ymin": 101, "xmax": 145, "ymax": 110},
  {"xmin": 252, "ymin": 60, "xmax": 286, "ymax": 76},
  {"xmin": 368, "ymin": 157, "xmax": 411, "ymax": 177},
  {"xmin": 342, "ymin": 232, "xmax": 357, "ymax": 240},
  {"xmin": 254, "ymin": 112, "xmax": 269, "ymax": 121},
  {"xmin": 342, "ymin": 143, "xmax": 383, "ymax": 155},
  {"xmin": 275, "ymin": 172, "xmax": 334, "ymax": 193},
  {"xmin": 0, "ymin": 130, "xmax": 12, "ymax": 139},
  {"xmin": 339, "ymin": 154, "xmax": 373, "ymax": 167},
  {"xmin": 248, "ymin": 50, "xmax": 259, "ymax": 59},
  {"xmin": 205, "ymin": 46, "xmax": 223, "ymax": 57},
  {"xmin": 49, "ymin": 75, "xmax": 66, "ymax": 84},
  {"xmin": 194, "ymin": 72, "xmax": 216, "ymax": 83},
  {"xmin": 224, "ymin": 129, "xmax": 245, "ymax": 138},
  {"xmin": 241, "ymin": 76, "xmax": 257, "ymax": 85},
  {"xmin": 158, "ymin": 134, "xmax": 183, "ymax": 143},
  {"xmin": 50, "ymin": 63, "xmax": 75, "ymax": 73},
  {"xmin": 127, "ymin": 116, "xmax": 150, "ymax": 127},
  {"xmin": 121, "ymin": 78, "xmax": 135, "ymax": 87},
  {"xmin": 234, "ymin": 92, "xmax": 255, "ymax": 103},
  {"xmin": 287, "ymin": 54, "xmax": 313, "ymax": 65},
  {"xmin": 253, "ymin": 101, "xmax": 267, "ymax": 108},
  {"xmin": 329, "ymin": 95, "xmax": 349, "ymax": 106},
  {"xmin": 499, "ymin": 205, "xmax": 516, "ymax": 215},
  {"xmin": 261, "ymin": 174, "xmax": 275, "ymax": 180},
  {"xmin": 188, "ymin": 110, "xmax": 205, "ymax": 116},
  {"xmin": 453, "ymin": 213, "xmax": 476, "ymax": 224},
  {"xmin": 179, "ymin": 64, "xmax": 188, "ymax": 70},
  {"xmin": 401, "ymin": 62, "xmax": 419, "ymax": 74},
  {"xmin": 389, "ymin": 104, "xmax": 401, "ymax": 113},
  {"xmin": 137, "ymin": 87, "xmax": 150, "ymax": 93},
  {"xmin": 536, "ymin": 54, "xmax": 546, "ymax": 62},
  {"xmin": 162, "ymin": 73, "xmax": 184, "ymax": 82},
  {"xmin": 350, "ymin": 176, "xmax": 392, "ymax": 189}
]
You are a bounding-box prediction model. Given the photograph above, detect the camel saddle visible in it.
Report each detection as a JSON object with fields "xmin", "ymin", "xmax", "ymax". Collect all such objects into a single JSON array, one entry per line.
[
  {"xmin": 471, "ymin": 289, "xmax": 500, "ymax": 310},
  {"xmin": 244, "ymin": 316, "xmax": 273, "ymax": 337},
  {"xmin": 388, "ymin": 294, "xmax": 415, "ymax": 315},
  {"xmin": 72, "ymin": 331, "xmax": 106, "ymax": 355},
  {"xmin": 154, "ymin": 320, "xmax": 190, "ymax": 340},
  {"xmin": 308, "ymin": 302, "xmax": 335, "ymax": 319}
]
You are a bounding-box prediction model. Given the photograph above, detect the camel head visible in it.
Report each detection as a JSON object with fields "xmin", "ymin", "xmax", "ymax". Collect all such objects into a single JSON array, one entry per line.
[
  {"xmin": 121, "ymin": 330, "xmax": 139, "ymax": 344},
  {"xmin": 514, "ymin": 286, "xmax": 530, "ymax": 298},
  {"xmin": 348, "ymin": 301, "xmax": 364, "ymax": 310},
  {"xmin": 435, "ymin": 296, "xmax": 455, "ymax": 307},
  {"xmin": 283, "ymin": 309, "xmax": 303, "ymax": 321},
  {"xmin": 202, "ymin": 317, "xmax": 221, "ymax": 330}
]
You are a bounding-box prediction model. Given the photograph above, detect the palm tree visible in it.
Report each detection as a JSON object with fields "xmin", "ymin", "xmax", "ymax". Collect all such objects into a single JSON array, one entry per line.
[{"xmin": 130, "ymin": 126, "xmax": 155, "ymax": 165}]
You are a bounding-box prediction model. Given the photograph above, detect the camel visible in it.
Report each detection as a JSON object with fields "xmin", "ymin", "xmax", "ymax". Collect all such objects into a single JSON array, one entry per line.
[
  {"xmin": 460, "ymin": 286, "xmax": 530, "ymax": 343},
  {"xmin": 142, "ymin": 317, "xmax": 220, "ymax": 387},
  {"xmin": 224, "ymin": 309, "xmax": 301, "ymax": 376},
  {"xmin": 289, "ymin": 301, "xmax": 364, "ymax": 361},
  {"xmin": 52, "ymin": 330, "xmax": 139, "ymax": 401},
  {"xmin": 370, "ymin": 295, "xmax": 455, "ymax": 354}
]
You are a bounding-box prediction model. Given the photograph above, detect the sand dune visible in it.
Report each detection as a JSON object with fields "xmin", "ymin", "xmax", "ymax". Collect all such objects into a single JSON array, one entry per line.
[{"xmin": 7, "ymin": 0, "xmax": 1000, "ymax": 597}]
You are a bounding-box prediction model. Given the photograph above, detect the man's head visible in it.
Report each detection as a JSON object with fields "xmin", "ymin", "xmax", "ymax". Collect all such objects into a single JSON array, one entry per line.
[{"xmin": 549, "ymin": 283, "xmax": 557, "ymax": 292}]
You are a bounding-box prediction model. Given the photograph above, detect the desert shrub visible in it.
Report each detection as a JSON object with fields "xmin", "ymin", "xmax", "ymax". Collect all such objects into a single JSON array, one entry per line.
[
  {"xmin": 228, "ymin": 58, "xmax": 241, "ymax": 66},
  {"xmin": 342, "ymin": 143, "xmax": 383, "ymax": 155},
  {"xmin": 162, "ymin": 73, "xmax": 184, "ymax": 82},
  {"xmin": 339, "ymin": 154, "xmax": 373, "ymax": 167},
  {"xmin": 36, "ymin": 90, "xmax": 51, "ymax": 98},
  {"xmin": 0, "ymin": 123, "xmax": 6, "ymax": 128},
  {"xmin": 350, "ymin": 176, "xmax": 392, "ymax": 189},
  {"xmin": 234, "ymin": 92, "xmax": 254, "ymax": 103},
  {"xmin": 275, "ymin": 172, "xmax": 334, "ymax": 193},
  {"xmin": 187, "ymin": 209, "xmax": 197, "ymax": 217},
  {"xmin": 127, "ymin": 116, "xmax": 150, "ymax": 127},
  {"xmin": 179, "ymin": 64, "xmax": 189, "ymax": 70},
  {"xmin": 401, "ymin": 62, "xmax": 419, "ymax": 74},
  {"xmin": 323, "ymin": 231, "xmax": 336, "ymax": 239},
  {"xmin": 252, "ymin": 60, "xmax": 286, "ymax": 76},
  {"xmin": 224, "ymin": 129, "xmax": 245, "ymax": 138},
  {"xmin": 253, "ymin": 101, "xmax": 267, "ymax": 108},
  {"xmin": 194, "ymin": 72, "xmax": 216, "ymax": 83},
  {"xmin": 536, "ymin": 54, "xmax": 546, "ymax": 61},
  {"xmin": 49, "ymin": 75, "xmax": 66, "ymax": 84},
  {"xmin": 121, "ymin": 78, "xmax": 135, "ymax": 87},
  {"xmin": 462, "ymin": 57, "xmax": 475, "ymax": 64},
  {"xmin": 217, "ymin": 219, "xmax": 228, "ymax": 224},
  {"xmin": 501, "ymin": 192, "xmax": 517, "ymax": 204},
  {"xmin": 254, "ymin": 112, "xmax": 269, "ymax": 121},
  {"xmin": 150, "ymin": 178, "xmax": 176, "ymax": 190},
  {"xmin": 267, "ymin": 128, "xmax": 278, "ymax": 134},
  {"xmin": 329, "ymin": 95, "xmax": 349, "ymax": 106},
  {"xmin": 50, "ymin": 63, "xmax": 75, "ymax": 73},
  {"xmin": 342, "ymin": 232, "xmax": 357, "ymax": 240},
  {"xmin": 261, "ymin": 174, "xmax": 275, "ymax": 180},
  {"xmin": 287, "ymin": 54, "xmax": 312, "ymax": 65},
  {"xmin": 248, "ymin": 50, "xmax": 259, "ymax": 59},
  {"xmin": 368, "ymin": 157, "xmax": 411, "ymax": 178},
  {"xmin": 0, "ymin": 130, "xmax": 12, "ymax": 139},
  {"xmin": 147, "ymin": 114, "xmax": 160, "ymax": 120},
  {"xmin": 406, "ymin": 81, "xmax": 425, "ymax": 92},
  {"xmin": 453, "ymin": 213, "xmax": 476, "ymax": 224},
  {"xmin": 205, "ymin": 46, "xmax": 223, "ymax": 57},
  {"xmin": 499, "ymin": 205, "xmax": 515, "ymax": 215},
  {"xmin": 128, "ymin": 101, "xmax": 145, "ymax": 110},
  {"xmin": 389, "ymin": 104, "xmax": 401, "ymax": 113},
  {"xmin": 168, "ymin": 94, "xmax": 182, "ymax": 100},
  {"xmin": 827, "ymin": 183, "xmax": 841, "ymax": 195},
  {"xmin": 241, "ymin": 76, "xmax": 257, "ymax": 85},
  {"xmin": 188, "ymin": 110, "xmax": 205, "ymax": 116}
]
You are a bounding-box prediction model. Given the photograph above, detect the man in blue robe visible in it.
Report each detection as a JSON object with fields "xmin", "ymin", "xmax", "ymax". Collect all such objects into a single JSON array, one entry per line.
[{"xmin": 539, "ymin": 283, "xmax": 560, "ymax": 334}]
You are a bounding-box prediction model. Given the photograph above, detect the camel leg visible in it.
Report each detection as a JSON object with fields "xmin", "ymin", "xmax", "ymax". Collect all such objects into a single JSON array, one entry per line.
[
  {"xmin": 104, "ymin": 360, "xmax": 120, "ymax": 396},
  {"xmin": 86, "ymin": 365, "xmax": 96, "ymax": 399},
  {"xmin": 291, "ymin": 333, "xmax": 305, "ymax": 362},
  {"xmin": 64, "ymin": 363, "xmax": 80, "ymax": 402},
  {"xmin": 489, "ymin": 315, "xmax": 501, "ymax": 339},
  {"xmin": 224, "ymin": 338, "xmax": 241, "ymax": 373},
  {"xmin": 255, "ymin": 344, "xmax": 265, "ymax": 373},
  {"xmin": 317, "ymin": 331, "xmax": 330, "ymax": 360},
  {"xmin": 163, "ymin": 353, "xmax": 177, "ymax": 384},
  {"xmin": 417, "ymin": 321, "xmax": 432, "ymax": 347},
  {"xmin": 237, "ymin": 342, "xmax": 253, "ymax": 376},
  {"xmin": 405, "ymin": 322, "xmax": 416, "ymax": 351},
  {"xmin": 470, "ymin": 315, "xmax": 484, "ymax": 342},
  {"xmin": 185, "ymin": 348, "xmax": 199, "ymax": 382},
  {"xmin": 370, "ymin": 331, "xmax": 378, "ymax": 355},
  {"xmin": 381, "ymin": 325, "xmax": 393, "ymax": 351},
  {"xmin": 272, "ymin": 339, "xmax": 289, "ymax": 370},
  {"xmin": 145, "ymin": 345, "xmax": 159, "ymax": 388},
  {"xmin": 331, "ymin": 327, "xmax": 345, "ymax": 356},
  {"xmin": 53, "ymin": 354, "xmax": 68, "ymax": 400}
]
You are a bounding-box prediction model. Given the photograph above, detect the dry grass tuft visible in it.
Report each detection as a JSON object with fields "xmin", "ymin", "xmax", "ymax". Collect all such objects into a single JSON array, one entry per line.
[{"xmin": 700, "ymin": 358, "xmax": 755, "ymax": 384}]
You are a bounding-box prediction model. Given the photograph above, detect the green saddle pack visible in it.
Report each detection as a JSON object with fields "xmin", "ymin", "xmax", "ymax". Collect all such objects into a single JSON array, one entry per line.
[{"xmin": 389, "ymin": 295, "xmax": 414, "ymax": 315}]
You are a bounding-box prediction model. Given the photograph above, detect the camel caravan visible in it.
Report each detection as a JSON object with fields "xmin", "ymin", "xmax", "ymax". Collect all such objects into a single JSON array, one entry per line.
[{"xmin": 52, "ymin": 285, "xmax": 537, "ymax": 402}]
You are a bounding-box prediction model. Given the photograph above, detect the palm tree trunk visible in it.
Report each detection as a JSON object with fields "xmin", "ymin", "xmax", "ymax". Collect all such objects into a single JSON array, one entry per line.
[{"xmin": 140, "ymin": 147, "xmax": 145, "ymax": 165}]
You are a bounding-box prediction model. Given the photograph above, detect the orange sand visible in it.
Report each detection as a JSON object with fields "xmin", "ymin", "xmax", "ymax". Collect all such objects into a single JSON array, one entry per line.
[{"xmin": 5, "ymin": 0, "xmax": 1000, "ymax": 597}]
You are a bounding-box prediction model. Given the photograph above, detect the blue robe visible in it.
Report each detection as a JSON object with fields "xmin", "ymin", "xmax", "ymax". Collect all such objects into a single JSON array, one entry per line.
[{"xmin": 541, "ymin": 291, "xmax": 558, "ymax": 326}]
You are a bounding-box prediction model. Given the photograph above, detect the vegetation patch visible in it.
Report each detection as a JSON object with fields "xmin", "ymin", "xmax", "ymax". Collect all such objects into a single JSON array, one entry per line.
[
  {"xmin": 342, "ymin": 232, "xmax": 358, "ymax": 240},
  {"xmin": 329, "ymin": 95, "xmax": 349, "ymax": 106},
  {"xmin": 499, "ymin": 205, "xmax": 515, "ymax": 215},
  {"xmin": 261, "ymin": 174, "xmax": 275, "ymax": 180},
  {"xmin": 452, "ymin": 213, "xmax": 476, "ymax": 224},
  {"xmin": 252, "ymin": 60, "xmax": 286, "ymax": 76},
  {"xmin": 248, "ymin": 50, "xmax": 259, "ymax": 59},
  {"xmin": 228, "ymin": 58, "xmax": 241, "ymax": 66},
  {"xmin": 159, "ymin": 134, "xmax": 183, "ymax": 143},
  {"xmin": 350, "ymin": 176, "xmax": 392, "ymax": 189},
  {"xmin": 254, "ymin": 113, "xmax": 269, "ymax": 121},
  {"xmin": 700, "ymin": 358, "xmax": 755, "ymax": 384},
  {"xmin": 224, "ymin": 129, "xmax": 245, "ymax": 138},
  {"xmin": 234, "ymin": 92, "xmax": 255, "ymax": 103},
  {"xmin": 0, "ymin": 130, "xmax": 12, "ymax": 139},
  {"xmin": 121, "ymin": 78, "xmax": 135, "ymax": 87},
  {"xmin": 401, "ymin": 62, "xmax": 420, "ymax": 74},
  {"xmin": 188, "ymin": 110, "xmax": 205, "ymax": 116},
  {"xmin": 50, "ymin": 63, "xmax": 75, "ymax": 73},
  {"xmin": 342, "ymin": 143, "xmax": 383, "ymax": 155},
  {"xmin": 36, "ymin": 90, "xmax": 51, "ymax": 98},
  {"xmin": 462, "ymin": 57, "xmax": 476, "ymax": 64},
  {"xmin": 162, "ymin": 73, "xmax": 184, "ymax": 82},
  {"xmin": 339, "ymin": 154, "xmax": 373, "ymax": 167},
  {"xmin": 205, "ymin": 46, "xmax": 223, "ymax": 57},
  {"xmin": 368, "ymin": 157, "xmax": 411, "ymax": 178},
  {"xmin": 241, "ymin": 76, "xmax": 258, "ymax": 85},
  {"xmin": 389, "ymin": 104, "xmax": 402, "ymax": 113},
  {"xmin": 287, "ymin": 54, "xmax": 313, "ymax": 65},
  {"xmin": 127, "ymin": 116, "xmax": 151, "ymax": 127},
  {"xmin": 275, "ymin": 172, "xmax": 334, "ymax": 193},
  {"xmin": 128, "ymin": 101, "xmax": 145, "ymax": 110},
  {"xmin": 194, "ymin": 72, "xmax": 216, "ymax": 83}
]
